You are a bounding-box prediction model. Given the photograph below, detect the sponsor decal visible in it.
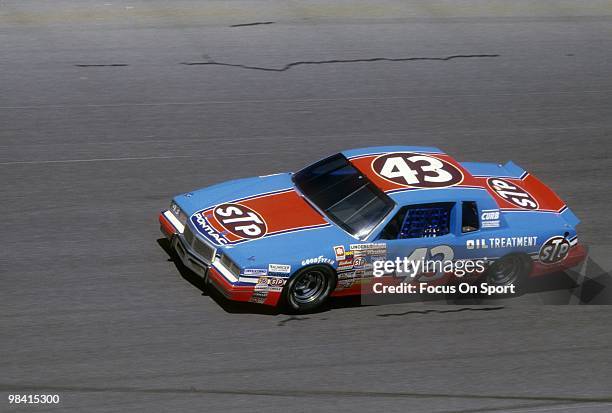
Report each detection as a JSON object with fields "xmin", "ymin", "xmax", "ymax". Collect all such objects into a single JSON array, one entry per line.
[
  {"xmin": 337, "ymin": 264, "xmax": 354, "ymax": 272},
  {"xmin": 481, "ymin": 209, "xmax": 501, "ymax": 228},
  {"xmin": 539, "ymin": 236, "xmax": 570, "ymax": 264},
  {"xmin": 333, "ymin": 245, "xmax": 346, "ymax": 261},
  {"xmin": 466, "ymin": 236, "xmax": 538, "ymax": 250},
  {"xmin": 268, "ymin": 277, "xmax": 286, "ymax": 291},
  {"xmin": 487, "ymin": 178, "xmax": 538, "ymax": 210},
  {"xmin": 213, "ymin": 203, "xmax": 267, "ymax": 240},
  {"xmin": 371, "ymin": 153, "xmax": 463, "ymax": 188},
  {"xmin": 191, "ymin": 189, "xmax": 330, "ymax": 246},
  {"xmin": 191, "ymin": 211, "xmax": 229, "ymax": 245},
  {"xmin": 254, "ymin": 276, "xmax": 286, "ymax": 292},
  {"xmin": 350, "ymin": 243, "xmax": 387, "ymax": 261},
  {"xmin": 267, "ymin": 277, "xmax": 286, "ymax": 287},
  {"xmin": 337, "ymin": 257, "xmax": 353, "ymax": 266},
  {"xmin": 301, "ymin": 256, "xmax": 335, "ymax": 266},
  {"xmin": 255, "ymin": 277, "xmax": 269, "ymax": 292},
  {"xmin": 337, "ymin": 252, "xmax": 357, "ymax": 272},
  {"xmin": 350, "ymin": 243, "xmax": 387, "ymax": 252},
  {"xmin": 243, "ymin": 268, "xmax": 268, "ymax": 276},
  {"xmin": 353, "ymin": 256, "xmax": 366, "ymax": 268},
  {"xmin": 268, "ymin": 263, "xmax": 291, "ymax": 274},
  {"xmin": 250, "ymin": 290, "xmax": 268, "ymax": 303},
  {"xmin": 338, "ymin": 270, "xmax": 357, "ymax": 280},
  {"xmin": 337, "ymin": 279, "xmax": 355, "ymax": 289},
  {"xmin": 332, "ymin": 244, "xmax": 387, "ymax": 277}
]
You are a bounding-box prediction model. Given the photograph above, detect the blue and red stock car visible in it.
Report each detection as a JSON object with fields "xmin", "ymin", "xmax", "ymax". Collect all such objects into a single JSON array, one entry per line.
[{"xmin": 159, "ymin": 146, "xmax": 586, "ymax": 312}]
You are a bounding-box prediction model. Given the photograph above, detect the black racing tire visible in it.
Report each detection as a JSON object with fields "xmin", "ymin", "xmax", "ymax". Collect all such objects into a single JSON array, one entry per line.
[
  {"xmin": 282, "ymin": 265, "xmax": 337, "ymax": 313},
  {"xmin": 484, "ymin": 253, "xmax": 531, "ymax": 295}
]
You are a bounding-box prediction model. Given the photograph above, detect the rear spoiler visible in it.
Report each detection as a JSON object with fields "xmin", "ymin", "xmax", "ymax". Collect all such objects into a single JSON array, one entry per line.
[
  {"xmin": 501, "ymin": 161, "xmax": 527, "ymax": 178},
  {"xmin": 460, "ymin": 161, "xmax": 526, "ymax": 179},
  {"xmin": 505, "ymin": 161, "xmax": 580, "ymax": 227},
  {"xmin": 461, "ymin": 161, "xmax": 575, "ymax": 220},
  {"xmin": 560, "ymin": 207, "xmax": 580, "ymax": 227}
]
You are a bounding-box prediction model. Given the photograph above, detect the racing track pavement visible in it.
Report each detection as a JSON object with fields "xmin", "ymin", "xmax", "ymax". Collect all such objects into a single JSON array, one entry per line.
[{"xmin": 2, "ymin": 1, "xmax": 612, "ymax": 412}]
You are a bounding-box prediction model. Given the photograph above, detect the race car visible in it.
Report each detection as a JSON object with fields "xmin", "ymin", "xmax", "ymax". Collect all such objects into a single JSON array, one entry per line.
[{"xmin": 159, "ymin": 146, "xmax": 586, "ymax": 312}]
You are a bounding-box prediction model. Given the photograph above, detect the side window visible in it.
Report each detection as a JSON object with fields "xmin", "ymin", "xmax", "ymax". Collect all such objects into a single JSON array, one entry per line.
[
  {"xmin": 462, "ymin": 201, "xmax": 479, "ymax": 233},
  {"xmin": 379, "ymin": 203, "xmax": 454, "ymax": 240}
]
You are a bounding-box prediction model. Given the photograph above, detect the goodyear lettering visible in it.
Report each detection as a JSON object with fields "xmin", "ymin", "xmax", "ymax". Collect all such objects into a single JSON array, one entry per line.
[{"xmin": 301, "ymin": 256, "xmax": 335, "ymax": 266}]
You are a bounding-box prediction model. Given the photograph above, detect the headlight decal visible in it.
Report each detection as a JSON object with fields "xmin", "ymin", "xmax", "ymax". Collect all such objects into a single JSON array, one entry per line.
[
  {"xmin": 170, "ymin": 201, "xmax": 188, "ymax": 225},
  {"xmin": 163, "ymin": 210, "xmax": 185, "ymax": 233}
]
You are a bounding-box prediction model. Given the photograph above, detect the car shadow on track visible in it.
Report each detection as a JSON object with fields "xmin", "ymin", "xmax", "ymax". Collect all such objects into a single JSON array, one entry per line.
[
  {"xmin": 157, "ymin": 238, "xmax": 612, "ymax": 314},
  {"xmin": 157, "ymin": 238, "xmax": 375, "ymax": 314},
  {"xmin": 157, "ymin": 238, "xmax": 281, "ymax": 315}
]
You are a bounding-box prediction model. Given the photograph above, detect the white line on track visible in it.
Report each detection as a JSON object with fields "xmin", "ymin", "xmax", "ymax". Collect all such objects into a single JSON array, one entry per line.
[
  {"xmin": 0, "ymin": 151, "xmax": 276, "ymax": 166},
  {"xmin": 0, "ymin": 124, "xmax": 608, "ymax": 151},
  {"xmin": 0, "ymin": 90, "xmax": 610, "ymax": 110},
  {"xmin": 493, "ymin": 402, "xmax": 612, "ymax": 412},
  {"xmin": 0, "ymin": 155, "xmax": 198, "ymax": 165}
]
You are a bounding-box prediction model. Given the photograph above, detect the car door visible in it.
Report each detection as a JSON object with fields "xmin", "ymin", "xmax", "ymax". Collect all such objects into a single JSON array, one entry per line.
[
  {"xmin": 455, "ymin": 200, "xmax": 493, "ymax": 261},
  {"xmin": 376, "ymin": 201, "xmax": 463, "ymax": 282}
]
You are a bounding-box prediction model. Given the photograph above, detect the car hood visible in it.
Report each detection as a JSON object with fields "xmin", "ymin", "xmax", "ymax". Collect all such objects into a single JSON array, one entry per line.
[
  {"xmin": 174, "ymin": 173, "xmax": 354, "ymax": 267},
  {"xmin": 174, "ymin": 173, "xmax": 295, "ymax": 214}
]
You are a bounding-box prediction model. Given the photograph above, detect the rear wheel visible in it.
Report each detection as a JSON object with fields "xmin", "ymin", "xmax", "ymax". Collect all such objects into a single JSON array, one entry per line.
[
  {"xmin": 485, "ymin": 254, "xmax": 531, "ymax": 294},
  {"xmin": 282, "ymin": 265, "xmax": 336, "ymax": 313}
]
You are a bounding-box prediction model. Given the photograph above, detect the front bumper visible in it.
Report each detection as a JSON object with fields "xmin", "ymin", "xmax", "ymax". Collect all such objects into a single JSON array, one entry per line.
[{"xmin": 159, "ymin": 211, "xmax": 282, "ymax": 306}]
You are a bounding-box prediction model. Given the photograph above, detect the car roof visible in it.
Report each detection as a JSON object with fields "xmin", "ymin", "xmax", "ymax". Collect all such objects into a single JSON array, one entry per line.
[
  {"xmin": 341, "ymin": 145, "xmax": 444, "ymax": 158},
  {"xmin": 340, "ymin": 145, "xmax": 491, "ymax": 206}
]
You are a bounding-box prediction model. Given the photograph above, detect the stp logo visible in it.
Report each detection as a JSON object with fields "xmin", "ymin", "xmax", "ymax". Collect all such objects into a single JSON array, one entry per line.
[
  {"xmin": 487, "ymin": 178, "xmax": 538, "ymax": 210},
  {"xmin": 539, "ymin": 236, "xmax": 570, "ymax": 264},
  {"xmin": 268, "ymin": 278, "xmax": 286, "ymax": 287},
  {"xmin": 353, "ymin": 256, "xmax": 366, "ymax": 267},
  {"xmin": 213, "ymin": 203, "xmax": 267, "ymax": 239}
]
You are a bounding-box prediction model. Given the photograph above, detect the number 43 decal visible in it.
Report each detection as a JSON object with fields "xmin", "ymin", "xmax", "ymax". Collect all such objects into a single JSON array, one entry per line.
[
  {"xmin": 394, "ymin": 245, "xmax": 454, "ymax": 282},
  {"xmin": 372, "ymin": 152, "xmax": 463, "ymax": 188}
]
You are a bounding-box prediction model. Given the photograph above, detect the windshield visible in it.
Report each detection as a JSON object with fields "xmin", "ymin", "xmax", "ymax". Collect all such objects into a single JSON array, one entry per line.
[{"xmin": 293, "ymin": 153, "xmax": 395, "ymax": 238}]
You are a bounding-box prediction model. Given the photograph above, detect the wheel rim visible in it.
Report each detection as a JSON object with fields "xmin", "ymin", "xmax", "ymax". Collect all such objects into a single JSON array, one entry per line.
[
  {"xmin": 489, "ymin": 256, "xmax": 522, "ymax": 285},
  {"xmin": 291, "ymin": 270, "xmax": 328, "ymax": 304}
]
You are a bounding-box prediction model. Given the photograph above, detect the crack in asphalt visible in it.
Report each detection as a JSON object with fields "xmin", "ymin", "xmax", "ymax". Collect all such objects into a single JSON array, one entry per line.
[
  {"xmin": 442, "ymin": 400, "xmax": 612, "ymax": 413},
  {"xmin": 73, "ymin": 344, "xmax": 610, "ymax": 383},
  {"xmin": 377, "ymin": 306, "xmax": 505, "ymax": 317},
  {"xmin": 1, "ymin": 383, "xmax": 610, "ymax": 404},
  {"xmin": 180, "ymin": 54, "xmax": 500, "ymax": 72},
  {"xmin": 230, "ymin": 21, "xmax": 275, "ymax": 27},
  {"xmin": 277, "ymin": 316, "xmax": 310, "ymax": 326},
  {"xmin": 75, "ymin": 64, "xmax": 129, "ymax": 67}
]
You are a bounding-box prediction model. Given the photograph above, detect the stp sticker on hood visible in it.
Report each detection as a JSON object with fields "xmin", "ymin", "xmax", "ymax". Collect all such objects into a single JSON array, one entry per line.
[{"xmin": 190, "ymin": 189, "xmax": 329, "ymax": 246}]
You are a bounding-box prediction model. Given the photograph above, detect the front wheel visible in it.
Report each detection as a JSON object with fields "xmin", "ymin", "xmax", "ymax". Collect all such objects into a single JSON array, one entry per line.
[{"xmin": 282, "ymin": 265, "xmax": 337, "ymax": 313}]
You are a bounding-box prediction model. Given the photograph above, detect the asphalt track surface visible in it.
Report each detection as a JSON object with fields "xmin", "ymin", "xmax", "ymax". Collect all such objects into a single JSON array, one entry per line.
[{"xmin": 2, "ymin": 1, "xmax": 612, "ymax": 412}]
